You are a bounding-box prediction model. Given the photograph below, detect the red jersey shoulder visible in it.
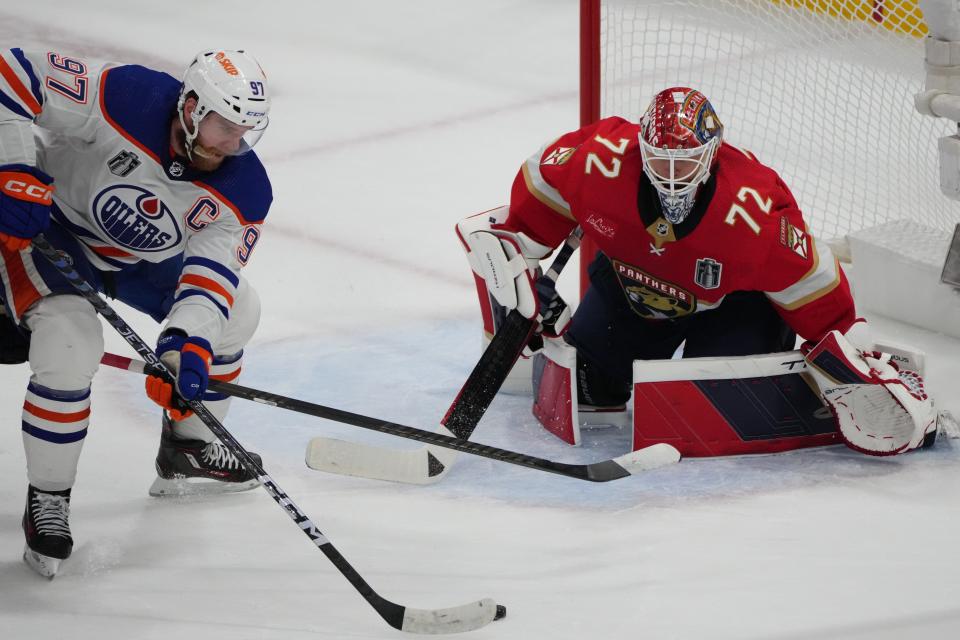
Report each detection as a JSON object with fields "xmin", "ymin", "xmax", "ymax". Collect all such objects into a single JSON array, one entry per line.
[
  {"xmin": 712, "ymin": 143, "xmax": 786, "ymax": 194},
  {"xmin": 540, "ymin": 117, "xmax": 637, "ymax": 170},
  {"xmin": 539, "ymin": 117, "xmax": 642, "ymax": 198},
  {"xmin": 708, "ymin": 143, "xmax": 814, "ymax": 270}
]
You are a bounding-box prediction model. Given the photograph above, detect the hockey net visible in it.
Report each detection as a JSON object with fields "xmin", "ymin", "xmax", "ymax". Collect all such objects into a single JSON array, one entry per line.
[{"xmin": 581, "ymin": 0, "xmax": 957, "ymax": 254}]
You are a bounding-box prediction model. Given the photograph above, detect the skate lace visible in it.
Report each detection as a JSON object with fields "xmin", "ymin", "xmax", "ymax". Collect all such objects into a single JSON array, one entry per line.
[
  {"xmin": 31, "ymin": 493, "xmax": 70, "ymax": 539},
  {"xmin": 201, "ymin": 442, "xmax": 241, "ymax": 470}
]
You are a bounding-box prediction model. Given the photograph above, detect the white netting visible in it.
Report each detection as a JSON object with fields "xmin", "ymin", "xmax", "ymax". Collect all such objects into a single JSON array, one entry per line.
[{"xmin": 599, "ymin": 0, "xmax": 960, "ymax": 242}]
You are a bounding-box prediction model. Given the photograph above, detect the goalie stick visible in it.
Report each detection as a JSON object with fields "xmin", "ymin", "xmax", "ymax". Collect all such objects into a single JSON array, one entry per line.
[
  {"xmin": 100, "ymin": 351, "xmax": 681, "ymax": 482},
  {"xmin": 33, "ymin": 235, "xmax": 503, "ymax": 635},
  {"xmin": 308, "ymin": 226, "xmax": 585, "ymax": 484}
]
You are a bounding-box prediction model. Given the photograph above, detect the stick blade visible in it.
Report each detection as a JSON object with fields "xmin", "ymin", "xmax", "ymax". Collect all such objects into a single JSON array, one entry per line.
[
  {"xmin": 611, "ymin": 443, "xmax": 681, "ymax": 474},
  {"xmin": 305, "ymin": 436, "xmax": 457, "ymax": 485},
  {"xmin": 401, "ymin": 597, "xmax": 502, "ymax": 634}
]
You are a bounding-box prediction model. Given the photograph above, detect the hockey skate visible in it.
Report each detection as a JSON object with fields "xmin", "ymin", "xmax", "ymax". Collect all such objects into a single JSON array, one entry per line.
[
  {"xmin": 22, "ymin": 485, "xmax": 72, "ymax": 579},
  {"xmin": 149, "ymin": 418, "xmax": 262, "ymax": 497}
]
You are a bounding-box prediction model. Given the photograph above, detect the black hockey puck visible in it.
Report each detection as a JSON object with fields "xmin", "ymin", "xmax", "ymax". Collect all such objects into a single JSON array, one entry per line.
[{"xmin": 494, "ymin": 604, "xmax": 507, "ymax": 621}]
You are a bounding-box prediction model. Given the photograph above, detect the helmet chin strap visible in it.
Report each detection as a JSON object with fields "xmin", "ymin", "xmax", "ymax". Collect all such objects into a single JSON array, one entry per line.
[{"xmin": 177, "ymin": 99, "xmax": 206, "ymax": 162}]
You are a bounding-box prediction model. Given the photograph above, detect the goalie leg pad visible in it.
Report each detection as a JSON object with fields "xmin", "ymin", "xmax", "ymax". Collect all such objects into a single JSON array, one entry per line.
[
  {"xmin": 632, "ymin": 353, "xmax": 840, "ymax": 457},
  {"xmin": 532, "ymin": 339, "xmax": 632, "ymax": 445},
  {"xmin": 532, "ymin": 338, "xmax": 580, "ymax": 445}
]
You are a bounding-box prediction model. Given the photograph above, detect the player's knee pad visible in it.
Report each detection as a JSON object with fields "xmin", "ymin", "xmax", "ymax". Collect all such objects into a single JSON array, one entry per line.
[
  {"xmin": 215, "ymin": 276, "xmax": 260, "ymax": 354},
  {"xmin": 23, "ymin": 295, "xmax": 103, "ymax": 390}
]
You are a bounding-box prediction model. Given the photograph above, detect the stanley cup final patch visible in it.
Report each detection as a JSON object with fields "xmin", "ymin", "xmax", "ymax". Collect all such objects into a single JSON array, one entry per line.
[
  {"xmin": 107, "ymin": 150, "xmax": 141, "ymax": 177},
  {"xmin": 694, "ymin": 257, "xmax": 722, "ymax": 290}
]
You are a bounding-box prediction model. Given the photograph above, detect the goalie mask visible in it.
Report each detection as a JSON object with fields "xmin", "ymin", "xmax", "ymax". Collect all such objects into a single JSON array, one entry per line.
[
  {"xmin": 177, "ymin": 50, "xmax": 271, "ymax": 161},
  {"xmin": 639, "ymin": 87, "xmax": 723, "ymax": 224}
]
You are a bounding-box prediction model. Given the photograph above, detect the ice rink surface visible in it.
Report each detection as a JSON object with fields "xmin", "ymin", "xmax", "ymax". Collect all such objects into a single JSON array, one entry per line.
[{"xmin": 1, "ymin": 2, "xmax": 959, "ymax": 638}]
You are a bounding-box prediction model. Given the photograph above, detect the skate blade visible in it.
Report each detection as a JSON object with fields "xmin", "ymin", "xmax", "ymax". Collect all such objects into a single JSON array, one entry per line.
[
  {"xmin": 23, "ymin": 545, "xmax": 62, "ymax": 579},
  {"xmin": 148, "ymin": 475, "xmax": 260, "ymax": 497}
]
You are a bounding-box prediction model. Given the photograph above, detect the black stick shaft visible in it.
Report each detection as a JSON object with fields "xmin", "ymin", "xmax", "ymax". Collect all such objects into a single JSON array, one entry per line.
[
  {"xmin": 101, "ymin": 351, "xmax": 629, "ymax": 482},
  {"xmin": 442, "ymin": 227, "xmax": 583, "ymax": 439}
]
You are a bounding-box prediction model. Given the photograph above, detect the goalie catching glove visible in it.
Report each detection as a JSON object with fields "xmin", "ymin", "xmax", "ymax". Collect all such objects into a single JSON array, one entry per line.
[
  {"xmin": 457, "ymin": 211, "xmax": 570, "ymax": 353},
  {"xmin": 804, "ymin": 322, "xmax": 936, "ymax": 456},
  {"xmin": 144, "ymin": 329, "xmax": 213, "ymax": 421}
]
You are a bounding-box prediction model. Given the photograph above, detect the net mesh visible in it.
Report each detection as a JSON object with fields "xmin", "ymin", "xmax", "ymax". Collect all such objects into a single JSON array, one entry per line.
[{"xmin": 599, "ymin": 0, "xmax": 959, "ymax": 242}]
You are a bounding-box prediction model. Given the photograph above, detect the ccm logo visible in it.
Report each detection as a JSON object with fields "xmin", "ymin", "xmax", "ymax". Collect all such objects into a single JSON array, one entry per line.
[
  {"xmin": 215, "ymin": 51, "xmax": 239, "ymax": 76},
  {"xmin": 3, "ymin": 179, "xmax": 53, "ymax": 203}
]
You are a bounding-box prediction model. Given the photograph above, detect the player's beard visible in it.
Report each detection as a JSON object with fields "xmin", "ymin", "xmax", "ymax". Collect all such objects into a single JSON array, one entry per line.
[
  {"xmin": 189, "ymin": 142, "xmax": 227, "ymax": 172},
  {"xmin": 171, "ymin": 126, "xmax": 226, "ymax": 172}
]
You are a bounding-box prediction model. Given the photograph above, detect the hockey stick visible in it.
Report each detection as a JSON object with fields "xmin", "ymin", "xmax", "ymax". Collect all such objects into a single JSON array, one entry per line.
[
  {"xmin": 32, "ymin": 235, "xmax": 503, "ymax": 635},
  {"xmin": 307, "ymin": 227, "xmax": 585, "ymax": 484},
  {"xmin": 99, "ymin": 351, "xmax": 681, "ymax": 482}
]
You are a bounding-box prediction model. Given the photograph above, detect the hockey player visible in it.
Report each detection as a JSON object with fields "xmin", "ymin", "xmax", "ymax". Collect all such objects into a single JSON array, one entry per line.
[
  {"xmin": 458, "ymin": 87, "xmax": 935, "ymax": 458},
  {"xmin": 0, "ymin": 48, "xmax": 272, "ymax": 577}
]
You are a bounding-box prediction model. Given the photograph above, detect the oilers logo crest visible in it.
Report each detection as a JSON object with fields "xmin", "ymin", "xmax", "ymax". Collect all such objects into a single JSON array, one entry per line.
[{"xmin": 92, "ymin": 185, "xmax": 182, "ymax": 252}]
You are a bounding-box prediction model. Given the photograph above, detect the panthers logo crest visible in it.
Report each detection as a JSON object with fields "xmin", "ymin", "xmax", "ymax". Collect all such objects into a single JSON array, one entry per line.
[{"xmin": 613, "ymin": 260, "xmax": 695, "ymax": 319}]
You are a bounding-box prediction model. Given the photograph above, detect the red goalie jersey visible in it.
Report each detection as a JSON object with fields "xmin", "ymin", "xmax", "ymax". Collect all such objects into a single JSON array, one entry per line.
[{"xmin": 501, "ymin": 116, "xmax": 856, "ymax": 343}]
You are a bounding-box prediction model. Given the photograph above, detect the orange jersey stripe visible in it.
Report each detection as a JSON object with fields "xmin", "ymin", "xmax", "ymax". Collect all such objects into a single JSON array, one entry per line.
[
  {"xmin": 23, "ymin": 400, "xmax": 90, "ymax": 424},
  {"xmin": 210, "ymin": 367, "xmax": 242, "ymax": 382},
  {"xmin": 0, "ymin": 56, "xmax": 41, "ymax": 115},
  {"xmin": 179, "ymin": 273, "xmax": 235, "ymax": 307}
]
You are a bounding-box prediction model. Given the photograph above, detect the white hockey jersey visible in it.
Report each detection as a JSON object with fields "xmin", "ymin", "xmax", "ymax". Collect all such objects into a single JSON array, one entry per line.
[{"xmin": 0, "ymin": 48, "xmax": 272, "ymax": 343}]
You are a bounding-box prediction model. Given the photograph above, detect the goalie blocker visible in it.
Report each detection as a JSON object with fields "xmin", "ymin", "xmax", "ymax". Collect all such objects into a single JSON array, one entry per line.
[
  {"xmin": 533, "ymin": 334, "xmax": 937, "ymax": 457},
  {"xmin": 457, "ymin": 206, "xmax": 554, "ymax": 394}
]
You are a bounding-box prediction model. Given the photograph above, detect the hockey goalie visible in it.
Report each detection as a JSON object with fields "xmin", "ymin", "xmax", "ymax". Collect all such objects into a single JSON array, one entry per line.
[{"xmin": 457, "ymin": 86, "xmax": 937, "ymax": 458}]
